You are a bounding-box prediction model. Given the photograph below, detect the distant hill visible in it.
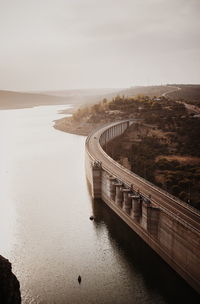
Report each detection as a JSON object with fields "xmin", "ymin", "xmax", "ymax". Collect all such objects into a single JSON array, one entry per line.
[
  {"xmin": 39, "ymin": 88, "xmax": 120, "ymax": 97},
  {"xmin": 0, "ymin": 89, "xmax": 121, "ymax": 109},
  {"xmin": 55, "ymin": 85, "xmax": 182, "ymax": 107},
  {"xmin": 0, "ymin": 91, "xmax": 69, "ymax": 109},
  {"xmin": 1, "ymin": 85, "xmax": 199, "ymax": 110},
  {"xmin": 90, "ymin": 85, "xmax": 200, "ymax": 107},
  {"xmin": 115, "ymin": 85, "xmax": 176, "ymax": 98},
  {"xmin": 0, "ymin": 86, "xmax": 181, "ymax": 110}
]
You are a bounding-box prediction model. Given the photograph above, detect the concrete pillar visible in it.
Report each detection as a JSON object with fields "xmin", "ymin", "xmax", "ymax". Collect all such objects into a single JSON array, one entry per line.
[
  {"xmin": 129, "ymin": 194, "xmax": 159, "ymax": 236},
  {"xmin": 141, "ymin": 199, "xmax": 150, "ymax": 230},
  {"xmin": 111, "ymin": 127, "xmax": 114, "ymax": 138},
  {"xmin": 92, "ymin": 161, "xmax": 102, "ymax": 199},
  {"xmin": 130, "ymin": 195, "xmax": 141, "ymax": 220},
  {"xmin": 149, "ymin": 207, "xmax": 160, "ymax": 237},
  {"xmin": 115, "ymin": 183, "xmax": 123, "ymax": 207},
  {"xmin": 122, "ymin": 189, "xmax": 132, "ymax": 214},
  {"xmin": 108, "ymin": 177, "xmax": 116, "ymax": 201}
]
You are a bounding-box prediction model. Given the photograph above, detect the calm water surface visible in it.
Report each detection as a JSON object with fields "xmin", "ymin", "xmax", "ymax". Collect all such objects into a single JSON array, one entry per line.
[{"xmin": 0, "ymin": 106, "xmax": 199, "ymax": 304}]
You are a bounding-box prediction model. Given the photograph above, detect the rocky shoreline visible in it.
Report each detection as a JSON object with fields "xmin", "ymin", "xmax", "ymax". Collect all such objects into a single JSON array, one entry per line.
[{"xmin": 0, "ymin": 255, "xmax": 21, "ymax": 303}]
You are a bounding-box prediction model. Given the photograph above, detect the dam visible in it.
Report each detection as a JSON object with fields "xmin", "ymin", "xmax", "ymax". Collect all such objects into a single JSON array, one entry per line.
[{"xmin": 85, "ymin": 120, "xmax": 200, "ymax": 294}]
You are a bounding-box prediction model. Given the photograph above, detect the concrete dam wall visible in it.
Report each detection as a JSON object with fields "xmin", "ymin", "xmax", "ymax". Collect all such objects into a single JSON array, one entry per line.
[{"xmin": 85, "ymin": 120, "xmax": 200, "ymax": 294}]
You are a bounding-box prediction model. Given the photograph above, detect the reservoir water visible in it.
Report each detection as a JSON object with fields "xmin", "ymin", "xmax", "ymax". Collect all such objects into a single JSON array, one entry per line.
[{"xmin": 0, "ymin": 106, "xmax": 199, "ymax": 303}]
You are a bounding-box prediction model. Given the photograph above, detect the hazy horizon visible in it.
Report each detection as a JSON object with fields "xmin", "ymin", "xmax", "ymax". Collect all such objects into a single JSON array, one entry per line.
[
  {"xmin": 1, "ymin": 83, "xmax": 200, "ymax": 95},
  {"xmin": 0, "ymin": 0, "xmax": 200, "ymax": 91}
]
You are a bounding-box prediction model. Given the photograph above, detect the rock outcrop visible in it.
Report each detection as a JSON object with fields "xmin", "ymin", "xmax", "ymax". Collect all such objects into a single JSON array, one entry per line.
[{"xmin": 0, "ymin": 255, "xmax": 21, "ymax": 303}]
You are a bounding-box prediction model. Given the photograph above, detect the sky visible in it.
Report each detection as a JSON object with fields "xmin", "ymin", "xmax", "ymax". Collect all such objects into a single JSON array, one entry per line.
[{"xmin": 0, "ymin": 0, "xmax": 200, "ymax": 91}]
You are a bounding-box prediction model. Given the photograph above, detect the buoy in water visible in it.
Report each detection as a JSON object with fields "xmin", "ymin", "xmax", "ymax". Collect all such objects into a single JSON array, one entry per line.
[{"xmin": 78, "ymin": 275, "xmax": 81, "ymax": 284}]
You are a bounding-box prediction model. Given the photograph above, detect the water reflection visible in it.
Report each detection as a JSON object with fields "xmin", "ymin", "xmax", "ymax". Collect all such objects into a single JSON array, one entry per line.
[{"xmin": 91, "ymin": 199, "xmax": 200, "ymax": 303}]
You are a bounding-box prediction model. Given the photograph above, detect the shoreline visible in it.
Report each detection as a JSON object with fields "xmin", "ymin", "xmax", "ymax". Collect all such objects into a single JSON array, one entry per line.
[
  {"xmin": 0, "ymin": 101, "xmax": 92, "ymax": 136},
  {"xmin": 0, "ymin": 102, "xmax": 72, "ymax": 111},
  {"xmin": 53, "ymin": 116, "xmax": 102, "ymax": 136}
]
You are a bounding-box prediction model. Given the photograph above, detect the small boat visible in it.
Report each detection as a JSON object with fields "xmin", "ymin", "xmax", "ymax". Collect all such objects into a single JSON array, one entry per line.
[
  {"xmin": 89, "ymin": 216, "xmax": 94, "ymax": 220},
  {"xmin": 78, "ymin": 275, "xmax": 81, "ymax": 284}
]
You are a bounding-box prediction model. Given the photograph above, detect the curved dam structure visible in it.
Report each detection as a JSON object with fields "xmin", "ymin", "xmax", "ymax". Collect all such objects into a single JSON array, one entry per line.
[{"xmin": 85, "ymin": 120, "xmax": 200, "ymax": 294}]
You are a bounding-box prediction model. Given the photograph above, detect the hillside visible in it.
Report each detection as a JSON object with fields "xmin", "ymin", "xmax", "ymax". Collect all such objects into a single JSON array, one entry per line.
[
  {"xmin": 104, "ymin": 96, "xmax": 200, "ymax": 209},
  {"xmin": 0, "ymin": 90, "xmax": 69, "ymax": 109},
  {"xmin": 55, "ymin": 90, "xmax": 200, "ymax": 209},
  {"xmin": 165, "ymin": 84, "xmax": 200, "ymax": 106}
]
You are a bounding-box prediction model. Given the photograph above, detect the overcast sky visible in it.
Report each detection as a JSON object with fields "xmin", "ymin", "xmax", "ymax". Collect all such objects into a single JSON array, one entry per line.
[{"xmin": 0, "ymin": 0, "xmax": 199, "ymax": 91}]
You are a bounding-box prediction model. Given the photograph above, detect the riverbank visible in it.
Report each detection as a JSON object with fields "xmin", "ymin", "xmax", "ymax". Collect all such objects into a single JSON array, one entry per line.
[{"xmin": 54, "ymin": 116, "xmax": 102, "ymax": 136}]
